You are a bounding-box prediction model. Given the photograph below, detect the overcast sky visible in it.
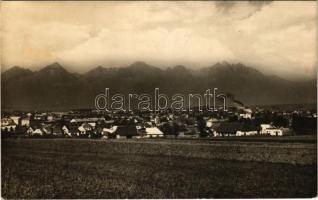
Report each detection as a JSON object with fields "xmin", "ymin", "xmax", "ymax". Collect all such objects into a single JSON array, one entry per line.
[{"xmin": 1, "ymin": 1, "xmax": 317, "ymax": 79}]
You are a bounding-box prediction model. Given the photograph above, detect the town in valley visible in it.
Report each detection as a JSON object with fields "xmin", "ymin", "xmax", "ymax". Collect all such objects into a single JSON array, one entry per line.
[{"xmin": 2, "ymin": 104, "xmax": 316, "ymax": 139}]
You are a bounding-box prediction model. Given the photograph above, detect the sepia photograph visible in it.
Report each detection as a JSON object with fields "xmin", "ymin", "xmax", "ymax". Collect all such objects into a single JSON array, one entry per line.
[{"xmin": 1, "ymin": 0, "xmax": 317, "ymax": 198}]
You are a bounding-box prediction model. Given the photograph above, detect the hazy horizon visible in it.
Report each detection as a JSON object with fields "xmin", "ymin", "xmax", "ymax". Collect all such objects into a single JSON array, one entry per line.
[
  {"xmin": 2, "ymin": 1, "xmax": 317, "ymax": 80},
  {"xmin": 3, "ymin": 60, "xmax": 318, "ymax": 83}
]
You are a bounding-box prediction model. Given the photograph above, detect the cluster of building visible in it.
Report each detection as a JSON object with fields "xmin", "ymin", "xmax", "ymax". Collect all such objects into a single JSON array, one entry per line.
[{"xmin": 1, "ymin": 107, "xmax": 316, "ymax": 139}]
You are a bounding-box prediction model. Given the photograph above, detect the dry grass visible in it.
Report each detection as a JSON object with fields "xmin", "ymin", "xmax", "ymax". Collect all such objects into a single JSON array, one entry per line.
[{"xmin": 1, "ymin": 139, "xmax": 317, "ymax": 198}]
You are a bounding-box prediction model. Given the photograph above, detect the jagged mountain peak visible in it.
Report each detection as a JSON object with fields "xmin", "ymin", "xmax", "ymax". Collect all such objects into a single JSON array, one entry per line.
[
  {"xmin": 172, "ymin": 65, "xmax": 188, "ymax": 70},
  {"xmin": 95, "ymin": 65, "xmax": 105, "ymax": 70},
  {"xmin": 45, "ymin": 62, "xmax": 64, "ymax": 68},
  {"xmin": 167, "ymin": 65, "xmax": 192, "ymax": 76},
  {"xmin": 41, "ymin": 62, "xmax": 66, "ymax": 71},
  {"xmin": 127, "ymin": 61, "xmax": 158, "ymax": 70},
  {"xmin": 88, "ymin": 65, "xmax": 106, "ymax": 72},
  {"xmin": 2, "ymin": 66, "xmax": 33, "ymax": 80},
  {"xmin": 38, "ymin": 62, "xmax": 70, "ymax": 75},
  {"xmin": 3, "ymin": 66, "xmax": 32, "ymax": 73},
  {"xmin": 129, "ymin": 61, "xmax": 149, "ymax": 66},
  {"xmin": 207, "ymin": 62, "xmax": 263, "ymax": 77},
  {"xmin": 84, "ymin": 65, "xmax": 112, "ymax": 77}
]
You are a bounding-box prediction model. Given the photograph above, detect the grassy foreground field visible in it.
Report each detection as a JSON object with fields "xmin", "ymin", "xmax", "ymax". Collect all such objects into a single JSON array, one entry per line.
[{"xmin": 1, "ymin": 139, "xmax": 317, "ymax": 198}]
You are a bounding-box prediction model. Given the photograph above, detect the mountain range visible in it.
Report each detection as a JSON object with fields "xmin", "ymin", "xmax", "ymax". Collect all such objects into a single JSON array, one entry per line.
[{"xmin": 1, "ymin": 61, "xmax": 316, "ymax": 111}]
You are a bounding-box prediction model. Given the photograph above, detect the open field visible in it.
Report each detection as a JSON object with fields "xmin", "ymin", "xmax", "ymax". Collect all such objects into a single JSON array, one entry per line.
[{"xmin": 1, "ymin": 138, "xmax": 317, "ymax": 198}]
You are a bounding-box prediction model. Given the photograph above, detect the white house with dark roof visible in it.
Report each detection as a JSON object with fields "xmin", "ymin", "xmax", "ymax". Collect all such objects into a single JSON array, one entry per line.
[
  {"xmin": 263, "ymin": 128, "xmax": 283, "ymax": 136},
  {"xmin": 70, "ymin": 117, "xmax": 105, "ymax": 123},
  {"xmin": 1, "ymin": 118, "xmax": 17, "ymax": 132},
  {"xmin": 32, "ymin": 128, "xmax": 44, "ymax": 136},
  {"xmin": 145, "ymin": 127, "xmax": 164, "ymax": 138},
  {"xmin": 21, "ymin": 117, "xmax": 30, "ymax": 127},
  {"xmin": 260, "ymin": 124, "xmax": 284, "ymax": 136},
  {"xmin": 10, "ymin": 116, "xmax": 20, "ymax": 126}
]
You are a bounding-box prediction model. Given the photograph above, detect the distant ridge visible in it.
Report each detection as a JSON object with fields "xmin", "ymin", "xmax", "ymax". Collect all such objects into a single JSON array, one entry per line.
[{"xmin": 2, "ymin": 61, "xmax": 316, "ymax": 110}]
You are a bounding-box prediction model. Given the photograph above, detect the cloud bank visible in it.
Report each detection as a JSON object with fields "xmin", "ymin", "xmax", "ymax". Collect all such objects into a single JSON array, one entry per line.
[{"xmin": 1, "ymin": 1, "xmax": 317, "ymax": 79}]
